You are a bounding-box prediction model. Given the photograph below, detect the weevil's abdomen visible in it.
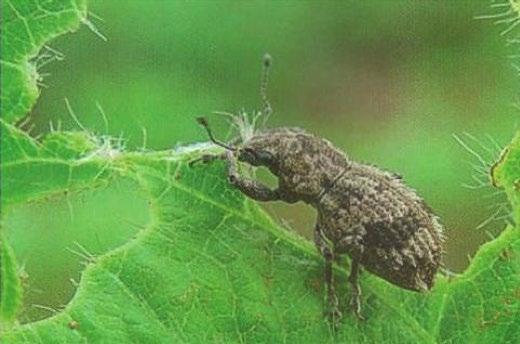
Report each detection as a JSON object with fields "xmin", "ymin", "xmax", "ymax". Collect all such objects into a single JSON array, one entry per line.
[{"xmin": 318, "ymin": 163, "xmax": 444, "ymax": 291}]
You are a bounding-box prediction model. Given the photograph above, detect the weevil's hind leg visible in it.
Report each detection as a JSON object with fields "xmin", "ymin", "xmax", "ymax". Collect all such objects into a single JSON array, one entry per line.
[
  {"xmin": 314, "ymin": 223, "xmax": 342, "ymax": 325},
  {"xmin": 348, "ymin": 259, "xmax": 365, "ymax": 320}
]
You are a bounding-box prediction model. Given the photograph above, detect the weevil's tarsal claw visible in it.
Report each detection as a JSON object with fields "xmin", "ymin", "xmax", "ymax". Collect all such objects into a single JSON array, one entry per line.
[
  {"xmin": 349, "ymin": 294, "xmax": 365, "ymax": 321},
  {"xmin": 325, "ymin": 303, "xmax": 342, "ymax": 329}
]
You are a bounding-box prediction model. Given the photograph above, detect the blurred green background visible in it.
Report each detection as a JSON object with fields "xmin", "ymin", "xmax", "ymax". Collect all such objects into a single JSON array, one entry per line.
[{"xmin": 6, "ymin": 0, "xmax": 519, "ymax": 322}]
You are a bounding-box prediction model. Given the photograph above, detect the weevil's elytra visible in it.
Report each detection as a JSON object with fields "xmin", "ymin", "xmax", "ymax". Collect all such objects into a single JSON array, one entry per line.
[{"xmin": 192, "ymin": 54, "xmax": 444, "ymax": 323}]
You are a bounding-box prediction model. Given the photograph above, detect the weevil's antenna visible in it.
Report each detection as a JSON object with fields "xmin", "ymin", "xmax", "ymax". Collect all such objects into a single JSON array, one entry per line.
[
  {"xmin": 196, "ymin": 117, "xmax": 236, "ymax": 151},
  {"xmin": 260, "ymin": 53, "xmax": 272, "ymax": 126}
]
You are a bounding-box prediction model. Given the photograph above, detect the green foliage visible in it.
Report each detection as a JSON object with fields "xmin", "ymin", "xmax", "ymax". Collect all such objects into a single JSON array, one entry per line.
[
  {"xmin": 492, "ymin": 132, "xmax": 520, "ymax": 224},
  {"xmin": 1, "ymin": 0, "xmax": 87, "ymax": 123},
  {"xmin": 0, "ymin": 233, "xmax": 22, "ymax": 327},
  {"xmin": 1, "ymin": 121, "xmax": 113, "ymax": 208},
  {"xmin": 1, "ymin": 135, "xmax": 520, "ymax": 343},
  {"xmin": 1, "ymin": 0, "xmax": 520, "ymax": 343}
]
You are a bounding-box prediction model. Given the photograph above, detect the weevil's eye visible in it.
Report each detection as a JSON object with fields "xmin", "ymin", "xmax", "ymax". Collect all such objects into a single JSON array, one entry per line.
[
  {"xmin": 238, "ymin": 148, "xmax": 273, "ymax": 166},
  {"xmin": 238, "ymin": 148, "xmax": 258, "ymax": 165},
  {"xmin": 255, "ymin": 150, "xmax": 274, "ymax": 164}
]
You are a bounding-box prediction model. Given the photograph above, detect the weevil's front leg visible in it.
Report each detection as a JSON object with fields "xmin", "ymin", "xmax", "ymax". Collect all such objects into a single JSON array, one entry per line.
[
  {"xmin": 314, "ymin": 223, "xmax": 341, "ymax": 324},
  {"xmin": 348, "ymin": 259, "xmax": 364, "ymax": 320},
  {"xmin": 225, "ymin": 151, "xmax": 280, "ymax": 202}
]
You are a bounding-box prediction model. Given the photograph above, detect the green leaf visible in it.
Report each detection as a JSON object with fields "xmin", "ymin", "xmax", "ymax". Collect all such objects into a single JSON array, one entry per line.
[
  {"xmin": 1, "ymin": 0, "xmax": 86, "ymax": 123},
  {"xmin": 0, "ymin": 232, "xmax": 23, "ymax": 327},
  {"xmin": 2, "ymin": 0, "xmax": 520, "ymax": 342},
  {"xmin": 1, "ymin": 120, "xmax": 115, "ymax": 209},
  {"xmin": 1, "ymin": 146, "xmax": 519, "ymax": 343},
  {"xmin": 492, "ymin": 131, "xmax": 520, "ymax": 224}
]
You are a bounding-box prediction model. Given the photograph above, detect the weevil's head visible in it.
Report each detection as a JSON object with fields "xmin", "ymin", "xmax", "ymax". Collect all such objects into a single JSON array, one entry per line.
[
  {"xmin": 214, "ymin": 118, "xmax": 281, "ymax": 173},
  {"xmin": 235, "ymin": 127, "xmax": 305, "ymax": 174},
  {"xmin": 196, "ymin": 117, "xmax": 339, "ymax": 203},
  {"xmin": 196, "ymin": 53, "xmax": 286, "ymax": 172},
  {"xmin": 195, "ymin": 117, "xmax": 291, "ymax": 175},
  {"xmin": 234, "ymin": 133, "xmax": 282, "ymax": 177},
  {"xmin": 244, "ymin": 127, "xmax": 341, "ymax": 204},
  {"xmin": 237, "ymin": 144, "xmax": 276, "ymax": 168}
]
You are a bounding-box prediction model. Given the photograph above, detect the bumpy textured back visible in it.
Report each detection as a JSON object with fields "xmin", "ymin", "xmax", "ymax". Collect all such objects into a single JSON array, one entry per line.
[
  {"xmin": 244, "ymin": 128, "xmax": 444, "ymax": 291},
  {"xmin": 319, "ymin": 163, "xmax": 444, "ymax": 291}
]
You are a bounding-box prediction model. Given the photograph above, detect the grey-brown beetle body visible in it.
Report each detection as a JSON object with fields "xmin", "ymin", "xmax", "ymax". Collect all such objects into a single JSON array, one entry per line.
[{"xmin": 193, "ymin": 55, "xmax": 444, "ymax": 322}]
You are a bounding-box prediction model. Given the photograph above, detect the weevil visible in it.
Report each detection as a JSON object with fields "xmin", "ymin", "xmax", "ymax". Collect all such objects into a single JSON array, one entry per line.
[{"xmin": 191, "ymin": 54, "xmax": 444, "ymax": 322}]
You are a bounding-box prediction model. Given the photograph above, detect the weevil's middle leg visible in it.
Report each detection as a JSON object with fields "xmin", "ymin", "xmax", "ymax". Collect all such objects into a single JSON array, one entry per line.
[{"xmin": 314, "ymin": 224, "xmax": 342, "ymax": 324}]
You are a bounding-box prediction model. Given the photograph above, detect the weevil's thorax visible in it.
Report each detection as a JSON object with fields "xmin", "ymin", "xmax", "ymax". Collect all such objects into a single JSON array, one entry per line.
[{"xmin": 240, "ymin": 128, "xmax": 351, "ymax": 204}]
